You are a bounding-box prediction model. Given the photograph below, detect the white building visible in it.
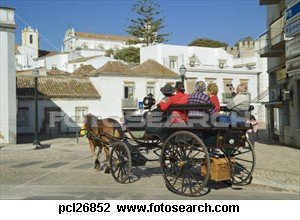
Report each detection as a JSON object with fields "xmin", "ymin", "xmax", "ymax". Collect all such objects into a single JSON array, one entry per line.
[
  {"xmin": 15, "ymin": 27, "xmax": 138, "ymax": 74},
  {"xmin": 0, "ymin": 6, "xmax": 17, "ymax": 144},
  {"xmin": 16, "ymin": 76, "xmax": 101, "ymax": 136},
  {"xmin": 259, "ymin": 0, "xmax": 300, "ymax": 147},
  {"xmin": 88, "ymin": 60, "xmax": 180, "ymax": 118},
  {"xmin": 63, "ymin": 28, "xmax": 140, "ymax": 56},
  {"xmin": 15, "ymin": 27, "xmax": 39, "ymax": 70},
  {"xmin": 141, "ymin": 43, "xmax": 269, "ymax": 125},
  {"xmin": 15, "ymin": 60, "xmax": 181, "ymax": 138}
]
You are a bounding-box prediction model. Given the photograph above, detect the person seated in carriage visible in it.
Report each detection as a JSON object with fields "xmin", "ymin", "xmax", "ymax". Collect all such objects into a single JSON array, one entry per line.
[
  {"xmin": 207, "ymin": 82, "xmax": 220, "ymax": 113},
  {"xmin": 159, "ymin": 83, "xmax": 175, "ymax": 103},
  {"xmin": 187, "ymin": 81, "xmax": 215, "ymax": 127},
  {"xmin": 158, "ymin": 81, "xmax": 188, "ymax": 123},
  {"xmin": 225, "ymin": 83, "xmax": 251, "ymax": 126}
]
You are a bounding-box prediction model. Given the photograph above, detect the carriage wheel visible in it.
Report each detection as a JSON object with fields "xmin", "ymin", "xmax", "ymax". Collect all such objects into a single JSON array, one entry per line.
[
  {"xmin": 160, "ymin": 131, "xmax": 210, "ymax": 197},
  {"xmin": 110, "ymin": 142, "xmax": 132, "ymax": 183},
  {"xmin": 222, "ymin": 139, "xmax": 255, "ymax": 185}
]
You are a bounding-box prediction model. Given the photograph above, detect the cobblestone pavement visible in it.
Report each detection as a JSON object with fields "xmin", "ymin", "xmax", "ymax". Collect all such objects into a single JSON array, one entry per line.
[{"xmin": 0, "ymin": 136, "xmax": 299, "ymax": 200}]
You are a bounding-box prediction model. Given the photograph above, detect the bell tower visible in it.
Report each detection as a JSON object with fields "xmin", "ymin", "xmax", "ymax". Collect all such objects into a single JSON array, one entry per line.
[
  {"xmin": 22, "ymin": 27, "xmax": 38, "ymax": 49},
  {"xmin": 0, "ymin": 6, "xmax": 17, "ymax": 144}
]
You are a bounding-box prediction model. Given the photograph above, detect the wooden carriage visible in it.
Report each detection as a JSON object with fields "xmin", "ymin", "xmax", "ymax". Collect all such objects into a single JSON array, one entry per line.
[{"xmin": 107, "ymin": 102, "xmax": 255, "ymax": 197}]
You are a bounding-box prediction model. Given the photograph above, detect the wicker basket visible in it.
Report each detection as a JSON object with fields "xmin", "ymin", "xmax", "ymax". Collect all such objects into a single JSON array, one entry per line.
[{"xmin": 201, "ymin": 157, "xmax": 232, "ymax": 182}]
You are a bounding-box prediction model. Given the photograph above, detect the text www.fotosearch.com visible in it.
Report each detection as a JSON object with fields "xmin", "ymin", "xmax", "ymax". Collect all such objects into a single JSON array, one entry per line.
[
  {"xmin": 116, "ymin": 203, "xmax": 239, "ymax": 213},
  {"xmin": 58, "ymin": 202, "xmax": 239, "ymax": 214}
]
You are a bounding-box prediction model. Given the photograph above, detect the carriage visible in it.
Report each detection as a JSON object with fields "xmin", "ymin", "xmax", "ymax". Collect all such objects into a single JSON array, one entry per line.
[{"xmin": 83, "ymin": 96, "xmax": 255, "ymax": 197}]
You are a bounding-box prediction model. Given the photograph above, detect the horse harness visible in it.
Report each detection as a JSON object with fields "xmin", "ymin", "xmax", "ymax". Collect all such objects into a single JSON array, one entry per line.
[{"xmin": 84, "ymin": 120, "xmax": 121, "ymax": 145}]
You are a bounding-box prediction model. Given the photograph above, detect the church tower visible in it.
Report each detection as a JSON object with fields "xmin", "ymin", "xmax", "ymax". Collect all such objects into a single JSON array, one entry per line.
[
  {"xmin": 0, "ymin": 6, "xmax": 17, "ymax": 144},
  {"xmin": 22, "ymin": 27, "xmax": 38, "ymax": 50}
]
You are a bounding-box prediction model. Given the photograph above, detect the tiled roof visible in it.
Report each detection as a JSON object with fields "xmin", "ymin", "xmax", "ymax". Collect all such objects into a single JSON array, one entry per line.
[
  {"xmin": 73, "ymin": 65, "xmax": 96, "ymax": 76},
  {"xmin": 75, "ymin": 32, "xmax": 136, "ymax": 42},
  {"xmin": 38, "ymin": 50, "xmax": 60, "ymax": 58},
  {"xmin": 132, "ymin": 60, "xmax": 180, "ymax": 78},
  {"xmin": 16, "ymin": 68, "xmax": 45, "ymax": 76},
  {"xmin": 47, "ymin": 68, "xmax": 71, "ymax": 76},
  {"xmin": 90, "ymin": 61, "xmax": 131, "ymax": 76},
  {"xmin": 68, "ymin": 55, "xmax": 102, "ymax": 64},
  {"xmin": 89, "ymin": 60, "xmax": 180, "ymax": 78},
  {"xmin": 17, "ymin": 76, "xmax": 100, "ymax": 99}
]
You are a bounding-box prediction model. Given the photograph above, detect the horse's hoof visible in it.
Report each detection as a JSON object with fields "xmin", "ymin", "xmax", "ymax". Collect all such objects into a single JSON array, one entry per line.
[
  {"xmin": 94, "ymin": 164, "xmax": 101, "ymax": 171},
  {"xmin": 104, "ymin": 166, "xmax": 111, "ymax": 174}
]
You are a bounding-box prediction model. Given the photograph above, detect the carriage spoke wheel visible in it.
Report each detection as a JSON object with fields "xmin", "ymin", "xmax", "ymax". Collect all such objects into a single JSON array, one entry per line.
[
  {"xmin": 222, "ymin": 139, "xmax": 255, "ymax": 185},
  {"xmin": 160, "ymin": 131, "xmax": 210, "ymax": 197},
  {"xmin": 110, "ymin": 142, "xmax": 132, "ymax": 184}
]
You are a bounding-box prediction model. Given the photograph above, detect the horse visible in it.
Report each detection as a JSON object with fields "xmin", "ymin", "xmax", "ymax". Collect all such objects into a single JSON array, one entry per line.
[{"xmin": 80, "ymin": 114, "xmax": 124, "ymax": 173}]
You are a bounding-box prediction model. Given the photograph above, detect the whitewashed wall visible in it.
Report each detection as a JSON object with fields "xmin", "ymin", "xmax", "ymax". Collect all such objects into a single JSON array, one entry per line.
[
  {"xmin": 141, "ymin": 44, "xmax": 235, "ymax": 71},
  {"xmin": 44, "ymin": 54, "xmax": 69, "ymax": 71},
  {"xmin": 90, "ymin": 76, "xmax": 180, "ymax": 119},
  {"xmin": 17, "ymin": 99, "xmax": 101, "ymax": 134}
]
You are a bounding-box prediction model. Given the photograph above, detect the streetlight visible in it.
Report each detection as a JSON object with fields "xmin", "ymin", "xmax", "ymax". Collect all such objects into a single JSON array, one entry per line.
[
  {"xmin": 179, "ymin": 64, "xmax": 187, "ymax": 84},
  {"xmin": 32, "ymin": 69, "xmax": 41, "ymax": 149}
]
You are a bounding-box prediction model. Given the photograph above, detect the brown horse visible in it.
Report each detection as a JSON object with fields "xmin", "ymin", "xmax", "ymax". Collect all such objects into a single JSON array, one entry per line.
[{"xmin": 80, "ymin": 114, "xmax": 124, "ymax": 173}]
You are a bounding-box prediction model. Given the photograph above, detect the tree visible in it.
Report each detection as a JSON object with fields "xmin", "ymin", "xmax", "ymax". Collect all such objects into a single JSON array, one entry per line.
[
  {"xmin": 114, "ymin": 47, "xmax": 140, "ymax": 63},
  {"xmin": 189, "ymin": 38, "xmax": 228, "ymax": 48},
  {"xmin": 105, "ymin": 48, "xmax": 115, "ymax": 58},
  {"xmin": 127, "ymin": 0, "xmax": 170, "ymax": 45},
  {"xmin": 235, "ymin": 36, "xmax": 254, "ymax": 46}
]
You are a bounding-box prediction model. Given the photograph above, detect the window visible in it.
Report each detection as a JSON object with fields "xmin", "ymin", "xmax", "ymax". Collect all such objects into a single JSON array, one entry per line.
[
  {"xmin": 169, "ymin": 56, "xmax": 178, "ymax": 69},
  {"xmin": 29, "ymin": 34, "xmax": 33, "ymax": 44},
  {"xmin": 186, "ymin": 78, "xmax": 196, "ymax": 94},
  {"xmin": 81, "ymin": 44, "xmax": 89, "ymax": 49},
  {"xmin": 97, "ymin": 45, "xmax": 105, "ymax": 51},
  {"xmin": 189, "ymin": 54, "xmax": 199, "ymax": 67},
  {"xmin": 17, "ymin": 107, "xmax": 29, "ymax": 126},
  {"xmin": 166, "ymin": 82, "xmax": 175, "ymax": 87},
  {"xmin": 205, "ymin": 78, "xmax": 217, "ymax": 85},
  {"xmin": 218, "ymin": 59, "xmax": 227, "ymax": 69},
  {"xmin": 124, "ymin": 83, "xmax": 134, "ymax": 99},
  {"xmin": 223, "ymin": 79, "xmax": 233, "ymax": 93},
  {"xmin": 75, "ymin": 107, "xmax": 88, "ymax": 123},
  {"xmin": 146, "ymin": 83, "xmax": 155, "ymax": 96}
]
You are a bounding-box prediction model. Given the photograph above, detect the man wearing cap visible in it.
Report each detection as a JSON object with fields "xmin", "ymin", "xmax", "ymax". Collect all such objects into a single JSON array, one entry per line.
[{"xmin": 159, "ymin": 81, "xmax": 188, "ymax": 123}]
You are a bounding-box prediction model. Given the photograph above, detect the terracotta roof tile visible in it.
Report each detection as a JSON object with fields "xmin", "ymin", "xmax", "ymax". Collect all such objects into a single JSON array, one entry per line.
[
  {"xmin": 38, "ymin": 50, "xmax": 60, "ymax": 58},
  {"xmin": 68, "ymin": 55, "xmax": 102, "ymax": 64},
  {"xmin": 132, "ymin": 60, "xmax": 180, "ymax": 78},
  {"xmin": 17, "ymin": 76, "xmax": 100, "ymax": 99},
  {"xmin": 90, "ymin": 61, "xmax": 131, "ymax": 76},
  {"xmin": 73, "ymin": 65, "xmax": 96, "ymax": 76},
  {"xmin": 47, "ymin": 68, "xmax": 71, "ymax": 76},
  {"xmin": 75, "ymin": 32, "xmax": 136, "ymax": 42}
]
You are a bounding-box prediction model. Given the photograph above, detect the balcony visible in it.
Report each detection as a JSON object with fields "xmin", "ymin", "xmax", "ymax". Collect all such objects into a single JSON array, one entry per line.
[
  {"xmin": 259, "ymin": 0, "xmax": 280, "ymax": 5},
  {"xmin": 270, "ymin": 16, "xmax": 285, "ymax": 48},
  {"xmin": 259, "ymin": 17, "xmax": 285, "ymax": 57},
  {"xmin": 122, "ymin": 98, "xmax": 138, "ymax": 109}
]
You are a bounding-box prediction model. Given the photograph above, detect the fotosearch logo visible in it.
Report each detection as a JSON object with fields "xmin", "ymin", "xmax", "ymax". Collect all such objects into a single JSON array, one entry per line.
[{"xmin": 47, "ymin": 111, "xmax": 251, "ymax": 129}]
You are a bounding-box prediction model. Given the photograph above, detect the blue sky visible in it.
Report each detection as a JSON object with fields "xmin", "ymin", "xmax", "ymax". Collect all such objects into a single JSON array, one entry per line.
[{"xmin": 2, "ymin": 0, "xmax": 266, "ymax": 51}]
